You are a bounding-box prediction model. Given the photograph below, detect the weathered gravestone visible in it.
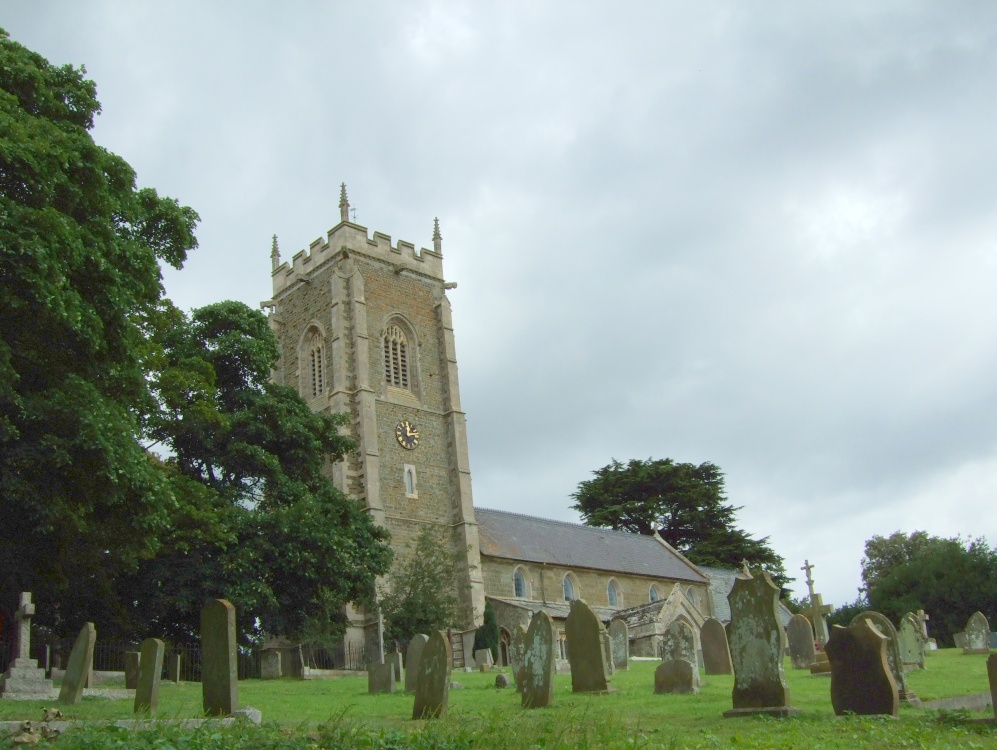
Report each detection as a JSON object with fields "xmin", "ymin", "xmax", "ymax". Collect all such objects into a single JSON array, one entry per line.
[
  {"xmin": 495, "ymin": 673, "xmax": 510, "ymax": 688},
  {"xmin": 608, "ymin": 619, "xmax": 629, "ymax": 672},
  {"xmin": 201, "ymin": 598, "xmax": 238, "ymax": 716},
  {"xmin": 521, "ymin": 610, "xmax": 556, "ymax": 709},
  {"xmin": 57, "ymin": 623, "xmax": 96, "ymax": 705},
  {"xmin": 724, "ymin": 568, "xmax": 799, "ymax": 718},
  {"xmin": 565, "ymin": 599, "xmax": 611, "ymax": 693},
  {"xmin": 988, "ymin": 654, "xmax": 997, "ymax": 718},
  {"xmin": 825, "ymin": 619, "xmax": 898, "ymax": 717},
  {"xmin": 701, "ymin": 618, "xmax": 733, "ymax": 675},
  {"xmin": 168, "ymin": 652, "xmax": 182, "ymax": 683},
  {"xmin": 368, "ymin": 661, "xmax": 395, "ymax": 693},
  {"xmin": 786, "ymin": 614, "xmax": 816, "ymax": 669},
  {"xmin": 509, "ymin": 625, "xmax": 528, "ymax": 693},
  {"xmin": 388, "ymin": 651, "xmax": 404, "ymax": 682},
  {"xmin": 963, "ymin": 611, "xmax": 990, "ymax": 654},
  {"xmin": 412, "ymin": 630, "xmax": 451, "ymax": 719},
  {"xmin": 474, "ymin": 648, "xmax": 493, "ymax": 671},
  {"xmin": 602, "ymin": 629, "xmax": 615, "ymax": 676},
  {"xmin": 656, "ymin": 619, "xmax": 699, "ymax": 694},
  {"xmin": 124, "ymin": 651, "xmax": 141, "ymax": 689},
  {"xmin": 954, "ymin": 631, "xmax": 968, "ymax": 649},
  {"xmin": 849, "ymin": 611, "xmax": 913, "ymax": 702},
  {"xmin": 405, "ymin": 634, "xmax": 429, "ymax": 693},
  {"xmin": 899, "ymin": 612, "xmax": 925, "ymax": 670},
  {"xmin": 134, "ymin": 638, "xmax": 165, "ymax": 714},
  {"xmin": 0, "ymin": 593, "xmax": 54, "ymax": 697}
]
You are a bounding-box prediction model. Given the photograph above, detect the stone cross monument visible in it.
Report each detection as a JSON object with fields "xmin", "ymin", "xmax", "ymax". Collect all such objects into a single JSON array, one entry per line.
[
  {"xmin": 0, "ymin": 592, "xmax": 53, "ymax": 696},
  {"xmin": 801, "ymin": 560, "xmax": 833, "ymax": 646}
]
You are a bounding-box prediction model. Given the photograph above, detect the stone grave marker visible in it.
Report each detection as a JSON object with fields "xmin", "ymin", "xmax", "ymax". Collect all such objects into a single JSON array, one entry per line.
[
  {"xmin": 404, "ymin": 634, "xmax": 429, "ymax": 693},
  {"xmin": 509, "ymin": 625, "xmax": 528, "ymax": 692},
  {"xmin": 124, "ymin": 651, "xmax": 140, "ymax": 689},
  {"xmin": 963, "ymin": 611, "xmax": 990, "ymax": 654},
  {"xmin": 565, "ymin": 599, "xmax": 611, "ymax": 693},
  {"xmin": 495, "ymin": 673, "xmax": 510, "ymax": 688},
  {"xmin": 260, "ymin": 649, "xmax": 281, "ymax": 680},
  {"xmin": 849, "ymin": 610, "xmax": 912, "ymax": 701},
  {"xmin": 724, "ymin": 568, "xmax": 799, "ymax": 718},
  {"xmin": 700, "ymin": 618, "xmax": 733, "ymax": 675},
  {"xmin": 412, "ymin": 630, "xmax": 451, "ymax": 719},
  {"xmin": 474, "ymin": 648, "xmax": 493, "ymax": 670},
  {"xmin": 388, "ymin": 650, "xmax": 404, "ymax": 682},
  {"xmin": 608, "ymin": 619, "xmax": 629, "ymax": 672},
  {"xmin": 368, "ymin": 661, "xmax": 395, "ymax": 693},
  {"xmin": 168, "ymin": 652, "xmax": 182, "ymax": 683},
  {"xmin": 786, "ymin": 614, "xmax": 816, "ymax": 669},
  {"xmin": 988, "ymin": 654, "xmax": 997, "ymax": 718},
  {"xmin": 521, "ymin": 610, "xmax": 556, "ymax": 709},
  {"xmin": 57, "ymin": 623, "xmax": 96, "ymax": 705},
  {"xmin": 825, "ymin": 619, "xmax": 898, "ymax": 717},
  {"xmin": 916, "ymin": 609, "xmax": 930, "ymax": 639},
  {"xmin": 899, "ymin": 612, "xmax": 925, "ymax": 670},
  {"xmin": 201, "ymin": 598, "xmax": 238, "ymax": 716},
  {"xmin": 0, "ymin": 593, "xmax": 54, "ymax": 697},
  {"xmin": 657, "ymin": 619, "xmax": 699, "ymax": 694},
  {"xmin": 954, "ymin": 631, "xmax": 968, "ymax": 649},
  {"xmin": 662, "ymin": 619, "xmax": 697, "ymax": 664},
  {"xmin": 134, "ymin": 638, "xmax": 165, "ymax": 714}
]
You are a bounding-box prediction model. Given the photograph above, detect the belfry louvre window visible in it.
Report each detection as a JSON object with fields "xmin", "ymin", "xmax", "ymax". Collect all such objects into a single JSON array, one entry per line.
[
  {"xmin": 383, "ymin": 325, "xmax": 410, "ymax": 389},
  {"xmin": 306, "ymin": 330, "xmax": 324, "ymax": 398}
]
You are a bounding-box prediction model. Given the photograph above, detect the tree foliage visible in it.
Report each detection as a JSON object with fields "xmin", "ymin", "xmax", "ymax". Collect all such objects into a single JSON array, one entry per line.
[
  {"xmin": 473, "ymin": 601, "xmax": 499, "ymax": 662},
  {"xmin": 572, "ymin": 458, "xmax": 788, "ymax": 587},
  {"xmin": 860, "ymin": 530, "xmax": 938, "ymax": 594}
]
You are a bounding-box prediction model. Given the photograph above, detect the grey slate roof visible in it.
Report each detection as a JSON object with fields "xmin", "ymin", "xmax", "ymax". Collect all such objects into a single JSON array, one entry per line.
[
  {"xmin": 487, "ymin": 596, "xmax": 618, "ymax": 623},
  {"xmin": 476, "ymin": 508, "xmax": 707, "ymax": 584},
  {"xmin": 700, "ymin": 565, "xmax": 793, "ymax": 626}
]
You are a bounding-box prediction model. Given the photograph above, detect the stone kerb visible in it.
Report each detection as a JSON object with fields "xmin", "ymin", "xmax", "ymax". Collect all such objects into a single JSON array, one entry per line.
[
  {"xmin": 565, "ymin": 599, "xmax": 611, "ymax": 693},
  {"xmin": 134, "ymin": 638, "xmax": 165, "ymax": 714},
  {"xmin": 521, "ymin": 611, "xmax": 555, "ymax": 709},
  {"xmin": 700, "ymin": 618, "xmax": 733, "ymax": 675},
  {"xmin": 786, "ymin": 614, "xmax": 816, "ymax": 669},
  {"xmin": 404, "ymin": 635, "xmax": 429, "ymax": 693},
  {"xmin": 57, "ymin": 623, "xmax": 96, "ymax": 705},
  {"xmin": 412, "ymin": 631, "xmax": 451, "ymax": 720},
  {"xmin": 963, "ymin": 611, "xmax": 991, "ymax": 654},
  {"xmin": 825, "ymin": 620, "xmax": 899, "ymax": 717},
  {"xmin": 201, "ymin": 599, "xmax": 238, "ymax": 717}
]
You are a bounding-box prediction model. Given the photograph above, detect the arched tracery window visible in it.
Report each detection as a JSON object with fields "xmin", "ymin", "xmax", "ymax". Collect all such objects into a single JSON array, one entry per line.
[{"xmin": 383, "ymin": 324, "xmax": 410, "ymax": 389}]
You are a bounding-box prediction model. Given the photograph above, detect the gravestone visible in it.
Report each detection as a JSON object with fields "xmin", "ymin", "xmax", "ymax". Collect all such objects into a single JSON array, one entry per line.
[
  {"xmin": 495, "ymin": 673, "xmax": 510, "ymax": 688},
  {"xmin": 509, "ymin": 625, "xmax": 528, "ymax": 692},
  {"xmin": 261, "ymin": 649, "xmax": 281, "ymax": 680},
  {"xmin": 412, "ymin": 630, "xmax": 451, "ymax": 719},
  {"xmin": 662, "ymin": 619, "xmax": 697, "ymax": 664},
  {"xmin": 954, "ymin": 631, "xmax": 968, "ymax": 649},
  {"xmin": 898, "ymin": 613, "xmax": 925, "ymax": 670},
  {"xmin": 201, "ymin": 598, "xmax": 238, "ymax": 716},
  {"xmin": 368, "ymin": 661, "xmax": 395, "ymax": 693},
  {"xmin": 655, "ymin": 659, "xmax": 698, "ymax": 694},
  {"xmin": 404, "ymin": 634, "xmax": 429, "ymax": 693},
  {"xmin": 168, "ymin": 652, "xmax": 182, "ymax": 683},
  {"xmin": 800, "ymin": 560, "xmax": 833, "ymax": 645},
  {"xmin": 57, "ymin": 623, "xmax": 96, "ymax": 705},
  {"xmin": 916, "ymin": 609, "xmax": 930, "ymax": 639},
  {"xmin": 850, "ymin": 611, "xmax": 912, "ymax": 701},
  {"xmin": 723, "ymin": 568, "xmax": 799, "ymax": 718},
  {"xmin": 786, "ymin": 614, "xmax": 816, "ymax": 669},
  {"xmin": 474, "ymin": 648, "xmax": 493, "ymax": 670},
  {"xmin": 388, "ymin": 651, "xmax": 404, "ymax": 682},
  {"xmin": 825, "ymin": 620, "xmax": 898, "ymax": 717},
  {"xmin": 963, "ymin": 611, "xmax": 990, "ymax": 654},
  {"xmin": 134, "ymin": 638, "xmax": 165, "ymax": 714},
  {"xmin": 700, "ymin": 618, "xmax": 733, "ymax": 675},
  {"xmin": 565, "ymin": 599, "xmax": 611, "ymax": 693},
  {"xmin": 521, "ymin": 610, "xmax": 556, "ymax": 709},
  {"xmin": 608, "ymin": 619, "xmax": 629, "ymax": 672},
  {"xmin": 0, "ymin": 592, "xmax": 54, "ymax": 696},
  {"xmin": 124, "ymin": 651, "xmax": 140, "ymax": 689},
  {"xmin": 988, "ymin": 654, "xmax": 997, "ymax": 718},
  {"xmin": 602, "ymin": 629, "xmax": 615, "ymax": 676}
]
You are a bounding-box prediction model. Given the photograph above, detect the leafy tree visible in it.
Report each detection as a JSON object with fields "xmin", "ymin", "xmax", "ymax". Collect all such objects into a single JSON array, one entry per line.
[
  {"xmin": 379, "ymin": 525, "xmax": 463, "ymax": 648},
  {"xmin": 0, "ymin": 29, "xmax": 198, "ymax": 630},
  {"xmin": 860, "ymin": 531, "xmax": 939, "ymax": 594},
  {"xmin": 826, "ymin": 594, "xmax": 870, "ymax": 629},
  {"xmin": 572, "ymin": 458, "xmax": 788, "ymax": 587},
  {"xmin": 473, "ymin": 601, "xmax": 499, "ymax": 662}
]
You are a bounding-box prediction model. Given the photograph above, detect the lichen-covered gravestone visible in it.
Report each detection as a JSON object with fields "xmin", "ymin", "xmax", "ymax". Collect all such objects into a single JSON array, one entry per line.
[
  {"xmin": 898, "ymin": 612, "xmax": 925, "ymax": 670},
  {"xmin": 849, "ymin": 611, "xmax": 912, "ymax": 701},
  {"xmin": 404, "ymin": 634, "xmax": 429, "ymax": 693},
  {"xmin": 521, "ymin": 610, "xmax": 556, "ymax": 708},
  {"xmin": 701, "ymin": 618, "xmax": 733, "ymax": 675},
  {"xmin": 412, "ymin": 630, "xmax": 451, "ymax": 719},
  {"xmin": 786, "ymin": 614, "xmax": 816, "ymax": 669},
  {"xmin": 608, "ymin": 619, "xmax": 629, "ymax": 672},
  {"xmin": 201, "ymin": 598, "xmax": 238, "ymax": 716},
  {"xmin": 825, "ymin": 619, "xmax": 898, "ymax": 717},
  {"xmin": 656, "ymin": 619, "xmax": 699, "ymax": 694},
  {"xmin": 134, "ymin": 638, "xmax": 165, "ymax": 714},
  {"xmin": 723, "ymin": 569, "xmax": 799, "ymax": 718},
  {"xmin": 57, "ymin": 623, "xmax": 96, "ymax": 705},
  {"xmin": 962, "ymin": 611, "xmax": 991, "ymax": 654},
  {"xmin": 510, "ymin": 625, "xmax": 528, "ymax": 692},
  {"xmin": 565, "ymin": 599, "xmax": 611, "ymax": 693}
]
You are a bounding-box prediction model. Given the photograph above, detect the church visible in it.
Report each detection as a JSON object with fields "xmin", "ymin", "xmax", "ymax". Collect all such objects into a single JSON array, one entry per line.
[{"xmin": 265, "ymin": 188, "xmax": 727, "ymax": 663}]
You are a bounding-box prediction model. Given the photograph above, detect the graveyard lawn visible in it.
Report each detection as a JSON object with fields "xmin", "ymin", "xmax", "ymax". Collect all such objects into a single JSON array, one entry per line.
[{"xmin": 0, "ymin": 649, "xmax": 994, "ymax": 749}]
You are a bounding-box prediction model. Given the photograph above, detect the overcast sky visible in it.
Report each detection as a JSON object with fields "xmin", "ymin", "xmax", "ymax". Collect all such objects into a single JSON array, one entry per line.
[{"xmin": 5, "ymin": 2, "xmax": 997, "ymax": 610}]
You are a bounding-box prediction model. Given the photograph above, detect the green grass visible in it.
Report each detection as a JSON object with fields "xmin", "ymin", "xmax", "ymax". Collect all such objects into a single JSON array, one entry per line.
[{"xmin": 2, "ymin": 648, "xmax": 995, "ymax": 748}]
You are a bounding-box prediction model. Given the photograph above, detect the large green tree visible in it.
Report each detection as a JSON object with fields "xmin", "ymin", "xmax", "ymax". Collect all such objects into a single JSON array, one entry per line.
[
  {"xmin": 0, "ymin": 29, "xmax": 198, "ymax": 630},
  {"xmin": 860, "ymin": 530, "xmax": 939, "ymax": 594},
  {"xmin": 572, "ymin": 458, "xmax": 788, "ymax": 587}
]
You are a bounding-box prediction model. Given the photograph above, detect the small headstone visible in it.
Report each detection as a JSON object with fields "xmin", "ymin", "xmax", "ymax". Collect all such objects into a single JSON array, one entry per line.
[
  {"xmin": 786, "ymin": 614, "xmax": 816, "ymax": 669},
  {"xmin": 898, "ymin": 613, "xmax": 925, "ymax": 670},
  {"xmin": 565, "ymin": 599, "xmax": 611, "ymax": 693},
  {"xmin": 987, "ymin": 654, "xmax": 997, "ymax": 718},
  {"xmin": 474, "ymin": 648, "xmax": 493, "ymax": 670},
  {"xmin": 404, "ymin": 635, "xmax": 429, "ymax": 693},
  {"xmin": 700, "ymin": 618, "xmax": 733, "ymax": 675},
  {"xmin": 661, "ymin": 619, "xmax": 697, "ymax": 664},
  {"xmin": 134, "ymin": 638, "xmax": 165, "ymax": 714},
  {"xmin": 124, "ymin": 651, "xmax": 141, "ymax": 689},
  {"xmin": 954, "ymin": 631, "xmax": 968, "ymax": 650},
  {"xmin": 509, "ymin": 625, "xmax": 528, "ymax": 692},
  {"xmin": 168, "ymin": 652, "xmax": 182, "ymax": 683},
  {"xmin": 825, "ymin": 620, "xmax": 898, "ymax": 717},
  {"xmin": 57, "ymin": 623, "xmax": 96, "ymax": 705},
  {"xmin": 608, "ymin": 619, "xmax": 629, "ymax": 672},
  {"xmin": 201, "ymin": 598, "xmax": 238, "ymax": 716},
  {"xmin": 368, "ymin": 661, "xmax": 395, "ymax": 693},
  {"xmin": 261, "ymin": 649, "xmax": 281, "ymax": 680},
  {"xmin": 655, "ymin": 659, "xmax": 699, "ymax": 694},
  {"xmin": 963, "ymin": 611, "xmax": 990, "ymax": 654},
  {"xmin": 412, "ymin": 630, "xmax": 451, "ymax": 719},
  {"xmin": 521, "ymin": 610, "xmax": 556, "ymax": 709},
  {"xmin": 723, "ymin": 568, "xmax": 799, "ymax": 718},
  {"xmin": 0, "ymin": 593, "xmax": 54, "ymax": 697},
  {"xmin": 849, "ymin": 611, "xmax": 912, "ymax": 701},
  {"xmin": 388, "ymin": 651, "xmax": 404, "ymax": 682},
  {"xmin": 495, "ymin": 673, "xmax": 510, "ymax": 688}
]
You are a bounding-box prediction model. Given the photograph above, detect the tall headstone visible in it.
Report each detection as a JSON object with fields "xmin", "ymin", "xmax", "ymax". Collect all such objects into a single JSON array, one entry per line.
[
  {"xmin": 168, "ymin": 652, "xmax": 182, "ymax": 683},
  {"xmin": 916, "ymin": 609, "xmax": 931, "ymax": 639},
  {"xmin": 723, "ymin": 568, "xmax": 799, "ymax": 718},
  {"xmin": 388, "ymin": 650, "xmax": 404, "ymax": 682},
  {"xmin": 825, "ymin": 620, "xmax": 898, "ymax": 717},
  {"xmin": 898, "ymin": 613, "xmax": 925, "ymax": 670},
  {"xmin": 509, "ymin": 625, "xmax": 528, "ymax": 692},
  {"xmin": 565, "ymin": 599, "xmax": 611, "ymax": 693},
  {"xmin": 849, "ymin": 611, "xmax": 912, "ymax": 701},
  {"xmin": 657, "ymin": 619, "xmax": 699, "ymax": 694},
  {"xmin": 800, "ymin": 560, "xmax": 832, "ymax": 645},
  {"xmin": 0, "ymin": 592, "xmax": 53, "ymax": 697},
  {"xmin": 201, "ymin": 598, "xmax": 238, "ymax": 716},
  {"xmin": 786, "ymin": 614, "xmax": 817, "ymax": 669},
  {"xmin": 988, "ymin": 654, "xmax": 997, "ymax": 719},
  {"xmin": 412, "ymin": 630, "xmax": 451, "ymax": 719},
  {"xmin": 404, "ymin": 634, "xmax": 429, "ymax": 693},
  {"xmin": 124, "ymin": 651, "xmax": 140, "ymax": 689},
  {"xmin": 521, "ymin": 610, "xmax": 556, "ymax": 709},
  {"xmin": 608, "ymin": 619, "xmax": 629, "ymax": 672},
  {"xmin": 963, "ymin": 611, "xmax": 990, "ymax": 654},
  {"xmin": 134, "ymin": 638, "xmax": 165, "ymax": 714},
  {"xmin": 57, "ymin": 623, "xmax": 96, "ymax": 705},
  {"xmin": 700, "ymin": 618, "xmax": 733, "ymax": 675}
]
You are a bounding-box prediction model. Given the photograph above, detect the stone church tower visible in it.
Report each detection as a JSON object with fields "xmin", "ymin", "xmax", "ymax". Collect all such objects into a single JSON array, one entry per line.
[{"xmin": 265, "ymin": 185, "xmax": 485, "ymax": 648}]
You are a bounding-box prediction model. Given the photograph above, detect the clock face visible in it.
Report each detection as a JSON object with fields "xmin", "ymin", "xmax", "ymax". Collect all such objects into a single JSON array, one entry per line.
[{"xmin": 395, "ymin": 420, "xmax": 419, "ymax": 450}]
